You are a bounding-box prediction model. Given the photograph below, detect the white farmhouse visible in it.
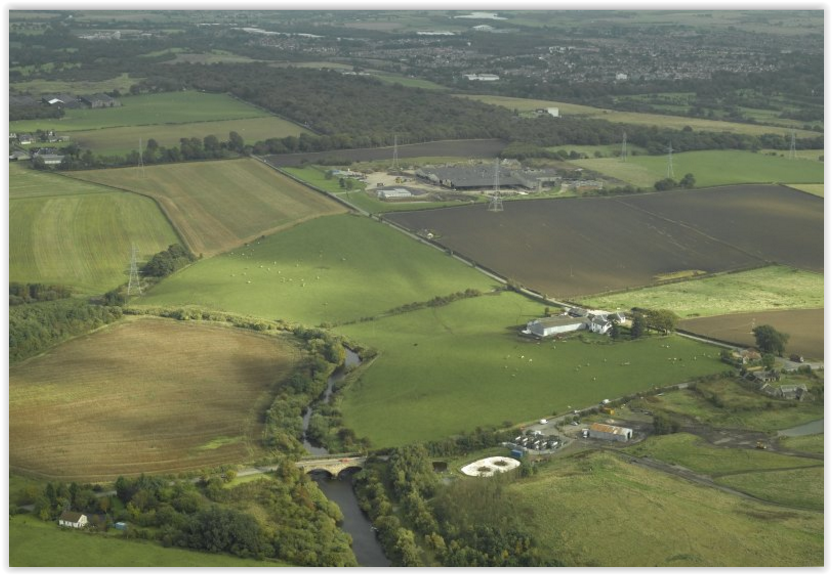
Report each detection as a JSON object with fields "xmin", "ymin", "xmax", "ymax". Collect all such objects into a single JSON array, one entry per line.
[{"xmin": 58, "ymin": 511, "xmax": 88, "ymax": 529}]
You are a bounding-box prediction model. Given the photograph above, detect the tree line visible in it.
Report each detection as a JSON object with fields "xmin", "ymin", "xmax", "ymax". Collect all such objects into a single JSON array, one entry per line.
[{"xmin": 46, "ymin": 132, "xmax": 248, "ymax": 171}]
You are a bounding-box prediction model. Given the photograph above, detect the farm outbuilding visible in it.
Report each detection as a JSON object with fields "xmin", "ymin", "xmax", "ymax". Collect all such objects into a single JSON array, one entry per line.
[
  {"xmin": 588, "ymin": 422, "xmax": 633, "ymax": 442},
  {"xmin": 525, "ymin": 316, "xmax": 586, "ymax": 338},
  {"xmin": 58, "ymin": 511, "xmax": 88, "ymax": 529},
  {"xmin": 378, "ymin": 187, "xmax": 413, "ymax": 200},
  {"xmin": 35, "ymin": 154, "xmax": 65, "ymax": 166},
  {"xmin": 80, "ymin": 93, "xmax": 122, "ymax": 108},
  {"xmin": 524, "ymin": 309, "xmax": 618, "ymax": 339},
  {"xmin": 415, "ymin": 165, "xmax": 560, "ymax": 191}
]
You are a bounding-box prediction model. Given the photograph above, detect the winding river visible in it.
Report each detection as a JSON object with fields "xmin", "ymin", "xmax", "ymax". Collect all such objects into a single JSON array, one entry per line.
[
  {"xmin": 302, "ymin": 349, "xmax": 391, "ymax": 567},
  {"xmin": 777, "ymin": 418, "xmax": 824, "ymax": 437}
]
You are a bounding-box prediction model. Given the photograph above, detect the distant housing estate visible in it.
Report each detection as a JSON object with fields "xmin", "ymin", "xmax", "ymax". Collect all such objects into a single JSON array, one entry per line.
[{"xmin": 464, "ymin": 73, "xmax": 500, "ymax": 81}]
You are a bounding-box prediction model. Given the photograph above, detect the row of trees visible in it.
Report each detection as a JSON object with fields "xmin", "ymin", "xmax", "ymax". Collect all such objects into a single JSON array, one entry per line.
[
  {"xmin": 50, "ymin": 133, "xmax": 247, "ymax": 171},
  {"xmin": 142, "ymin": 244, "xmax": 197, "ymax": 278}
]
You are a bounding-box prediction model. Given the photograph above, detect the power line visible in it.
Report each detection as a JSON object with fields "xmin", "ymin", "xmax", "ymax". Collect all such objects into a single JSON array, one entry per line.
[
  {"xmin": 137, "ymin": 138, "xmax": 145, "ymax": 177},
  {"xmin": 127, "ymin": 244, "xmax": 142, "ymax": 296},
  {"xmin": 621, "ymin": 131, "xmax": 627, "ymax": 162},
  {"xmin": 488, "ymin": 158, "xmax": 503, "ymax": 212},
  {"xmin": 789, "ymin": 130, "xmax": 796, "ymax": 160}
]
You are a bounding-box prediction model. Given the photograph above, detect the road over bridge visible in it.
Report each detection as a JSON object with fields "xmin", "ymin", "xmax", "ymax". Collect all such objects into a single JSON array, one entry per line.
[{"xmin": 296, "ymin": 455, "xmax": 367, "ymax": 476}]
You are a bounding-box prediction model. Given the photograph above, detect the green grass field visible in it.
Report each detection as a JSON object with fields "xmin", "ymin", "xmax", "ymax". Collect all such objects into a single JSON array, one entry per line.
[
  {"xmin": 68, "ymin": 116, "xmax": 310, "ymax": 156},
  {"xmin": 511, "ymin": 451, "xmax": 822, "ymax": 566},
  {"xmin": 9, "ymin": 515, "xmax": 284, "ymax": 567},
  {"xmin": 9, "ymin": 162, "xmax": 113, "ymax": 199},
  {"xmin": 9, "ymin": 166, "xmax": 180, "ymax": 294},
  {"xmin": 786, "ymin": 183, "xmax": 824, "ymax": 197},
  {"xmin": 628, "ymin": 379, "xmax": 824, "ymax": 433},
  {"xmin": 10, "ymin": 91, "xmax": 268, "ymax": 133},
  {"xmin": 579, "ymin": 266, "xmax": 824, "ymax": 319},
  {"xmin": 336, "ymin": 292, "xmax": 725, "ymax": 447},
  {"xmin": 715, "ymin": 467, "xmax": 823, "ymax": 511},
  {"xmin": 573, "ymin": 150, "xmax": 824, "ymax": 188},
  {"xmin": 342, "ymin": 191, "xmax": 483, "ymax": 214},
  {"xmin": 779, "ymin": 433, "xmax": 823, "ymax": 454},
  {"xmin": 459, "ymin": 94, "xmax": 820, "ymax": 139},
  {"xmin": 10, "ymin": 73, "xmax": 137, "ymax": 100},
  {"xmin": 624, "ymin": 433, "xmax": 821, "ymax": 476},
  {"xmin": 574, "ymin": 150, "xmax": 824, "ymax": 188},
  {"xmin": 282, "ymin": 166, "xmax": 364, "ymax": 194},
  {"xmin": 71, "ymin": 159, "xmax": 345, "ymax": 257},
  {"xmin": 139, "ymin": 213, "xmax": 496, "ymax": 325},
  {"xmin": 760, "ymin": 148, "xmax": 824, "ymax": 161}
]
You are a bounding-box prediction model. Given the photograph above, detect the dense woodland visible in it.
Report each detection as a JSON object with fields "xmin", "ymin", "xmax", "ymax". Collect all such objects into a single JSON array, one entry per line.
[
  {"xmin": 9, "ymin": 282, "xmax": 73, "ymax": 306},
  {"xmin": 36, "ymin": 62, "xmax": 822, "ymax": 173},
  {"xmin": 354, "ymin": 443, "xmax": 548, "ymax": 566},
  {"xmin": 15, "ymin": 467, "xmax": 356, "ymax": 566},
  {"xmin": 9, "ymin": 299, "xmax": 123, "ymax": 363}
]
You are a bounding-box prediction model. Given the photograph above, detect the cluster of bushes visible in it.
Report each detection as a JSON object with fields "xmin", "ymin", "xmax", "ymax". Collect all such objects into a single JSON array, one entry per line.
[
  {"xmin": 142, "ymin": 244, "xmax": 196, "ymax": 278},
  {"xmin": 653, "ymin": 173, "xmax": 696, "ymax": 191},
  {"xmin": 10, "ymin": 282, "xmax": 72, "ymax": 306}
]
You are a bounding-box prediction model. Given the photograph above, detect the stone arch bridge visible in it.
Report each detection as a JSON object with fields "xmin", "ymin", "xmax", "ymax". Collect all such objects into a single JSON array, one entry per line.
[{"xmin": 296, "ymin": 455, "xmax": 367, "ymax": 476}]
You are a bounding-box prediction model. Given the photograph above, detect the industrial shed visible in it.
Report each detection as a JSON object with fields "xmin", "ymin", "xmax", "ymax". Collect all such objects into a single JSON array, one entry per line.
[
  {"xmin": 378, "ymin": 187, "xmax": 413, "ymax": 200},
  {"xmin": 415, "ymin": 165, "xmax": 560, "ymax": 191},
  {"xmin": 588, "ymin": 422, "xmax": 633, "ymax": 442},
  {"xmin": 524, "ymin": 316, "xmax": 586, "ymax": 338}
]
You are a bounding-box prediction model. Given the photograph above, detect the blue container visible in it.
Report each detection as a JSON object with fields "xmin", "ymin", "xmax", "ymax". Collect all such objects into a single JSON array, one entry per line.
[{"xmin": 510, "ymin": 449, "xmax": 524, "ymax": 459}]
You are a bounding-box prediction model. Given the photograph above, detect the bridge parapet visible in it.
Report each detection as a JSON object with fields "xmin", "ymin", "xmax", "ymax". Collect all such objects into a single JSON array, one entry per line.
[{"xmin": 296, "ymin": 456, "xmax": 366, "ymax": 476}]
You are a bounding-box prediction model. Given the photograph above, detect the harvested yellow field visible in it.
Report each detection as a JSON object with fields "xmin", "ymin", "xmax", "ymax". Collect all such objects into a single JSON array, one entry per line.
[{"xmin": 9, "ymin": 318, "xmax": 299, "ymax": 481}]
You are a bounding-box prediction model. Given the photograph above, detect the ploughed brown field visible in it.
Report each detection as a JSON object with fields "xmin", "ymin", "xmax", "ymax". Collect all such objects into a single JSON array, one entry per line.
[
  {"xmin": 9, "ymin": 318, "xmax": 298, "ymax": 481},
  {"xmin": 679, "ymin": 308, "xmax": 824, "ymax": 361},
  {"xmin": 386, "ymin": 185, "xmax": 822, "ymax": 299},
  {"xmin": 616, "ymin": 185, "xmax": 823, "ymax": 273}
]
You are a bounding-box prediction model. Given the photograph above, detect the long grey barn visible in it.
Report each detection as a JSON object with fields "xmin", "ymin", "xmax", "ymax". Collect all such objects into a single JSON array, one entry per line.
[{"xmin": 415, "ymin": 165, "xmax": 560, "ymax": 191}]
